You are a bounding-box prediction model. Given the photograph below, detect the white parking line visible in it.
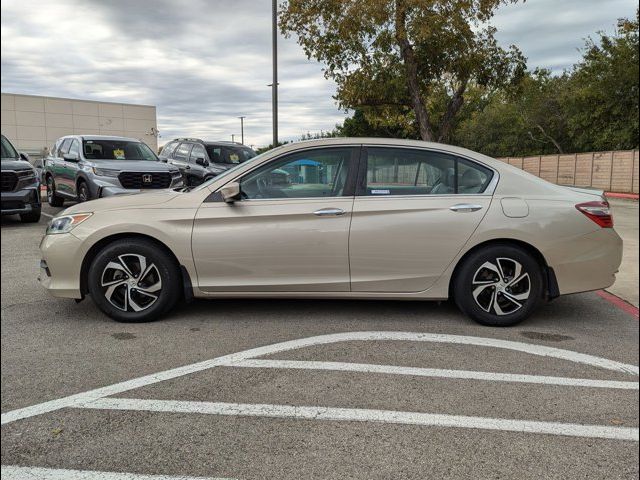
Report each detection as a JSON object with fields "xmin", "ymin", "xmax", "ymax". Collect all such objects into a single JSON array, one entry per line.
[
  {"xmin": 78, "ymin": 397, "xmax": 640, "ymax": 442},
  {"xmin": 0, "ymin": 465, "xmax": 235, "ymax": 480},
  {"xmin": 233, "ymin": 359, "xmax": 640, "ymax": 390},
  {"xmin": 2, "ymin": 331, "xmax": 638, "ymax": 426},
  {"xmin": 41, "ymin": 212, "xmax": 54, "ymax": 219}
]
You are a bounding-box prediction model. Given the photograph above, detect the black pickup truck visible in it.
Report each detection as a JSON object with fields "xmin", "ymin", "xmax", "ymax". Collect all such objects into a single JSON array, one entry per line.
[{"xmin": 1, "ymin": 134, "xmax": 41, "ymax": 223}]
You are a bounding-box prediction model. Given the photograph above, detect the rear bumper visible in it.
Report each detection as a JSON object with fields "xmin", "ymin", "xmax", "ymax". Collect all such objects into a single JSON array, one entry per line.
[
  {"xmin": 1, "ymin": 187, "xmax": 41, "ymax": 215},
  {"xmin": 549, "ymin": 228, "xmax": 623, "ymax": 295}
]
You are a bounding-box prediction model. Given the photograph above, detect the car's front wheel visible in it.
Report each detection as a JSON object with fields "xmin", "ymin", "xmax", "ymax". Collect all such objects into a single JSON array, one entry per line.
[
  {"xmin": 87, "ymin": 239, "xmax": 181, "ymax": 322},
  {"xmin": 77, "ymin": 180, "xmax": 90, "ymax": 203},
  {"xmin": 46, "ymin": 176, "xmax": 64, "ymax": 207},
  {"xmin": 20, "ymin": 207, "xmax": 41, "ymax": 223},
  {"xmin": 453, "ymin": 244, "xmax": 544, "ymax": 327}
]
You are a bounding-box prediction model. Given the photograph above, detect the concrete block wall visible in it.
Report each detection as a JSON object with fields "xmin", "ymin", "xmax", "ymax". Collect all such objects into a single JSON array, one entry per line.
[
  {"xmin": 499, "ymin": 150, "xmax": 639, "ymax": 194},
  {"xmin": 1, "ymin": 93, "xmax": 158, "ymax": 159}
]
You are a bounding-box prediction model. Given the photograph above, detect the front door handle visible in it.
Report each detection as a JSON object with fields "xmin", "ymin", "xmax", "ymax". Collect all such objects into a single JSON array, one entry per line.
[
  {"xmin": 313, "ymin": 208, "xmax": 345, "ymax": 216},
  {"xmin": 450, "ymin": 203, "xmax": 483, "ymax": 213}
]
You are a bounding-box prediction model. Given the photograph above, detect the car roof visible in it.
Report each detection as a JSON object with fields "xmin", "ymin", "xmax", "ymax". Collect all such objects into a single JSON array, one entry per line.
[{"xmin": 59, "ymin": 134, "xmax": 144, "ymax": 143}]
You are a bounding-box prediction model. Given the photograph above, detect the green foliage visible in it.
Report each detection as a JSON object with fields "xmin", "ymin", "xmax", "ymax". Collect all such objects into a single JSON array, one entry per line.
[
  {"xmin": 331, "ymin": 10, "xmax": 639, "ymax": 157},
  {"xmin": 280, "ymin": 0, "xmax": 525, "ymax": 142},
  {"xmin": 564, "ymin": 11, "xmax": 639, "ymax": 151}
]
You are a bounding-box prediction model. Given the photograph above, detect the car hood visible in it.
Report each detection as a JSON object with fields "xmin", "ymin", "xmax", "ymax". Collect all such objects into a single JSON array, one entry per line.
[
  {"xmin": 89, "ymin": 160, "xmax": 179, "ymax": 172},
  {"xmin": 1, "ymin": 159, "xmax": 33, "ymax": 171},
  {"xmin": 63, "ymin": 189, "xmax": 181, "ymax": 215}
]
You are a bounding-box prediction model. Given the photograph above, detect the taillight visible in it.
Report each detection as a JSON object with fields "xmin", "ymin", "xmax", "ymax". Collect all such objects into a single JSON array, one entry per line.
[{"xmin": 575, "ymin": 201, "xmax": 614, "ymax": 228}]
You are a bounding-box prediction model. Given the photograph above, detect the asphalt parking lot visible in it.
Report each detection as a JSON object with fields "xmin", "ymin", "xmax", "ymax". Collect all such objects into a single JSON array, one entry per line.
[{"xmin": 1, "ymin": 199, "xmax": 638, "ymax": 479}]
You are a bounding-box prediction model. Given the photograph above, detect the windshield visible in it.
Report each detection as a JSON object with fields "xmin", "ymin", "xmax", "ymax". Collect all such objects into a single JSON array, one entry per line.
[
  {"xmin": 191, "ymin": 150, "xmax": 269, "ymax": 191},
  {"xmin": 1, "ymin": 135, "xmax": 19, "ymax": 160},
  {"xmin": 205, "ymin": 145, "xmax": 257, "ymax": 164},
  {"xmin": 82, "ymin": 139, "xmax": 158, "ymax": 161}
]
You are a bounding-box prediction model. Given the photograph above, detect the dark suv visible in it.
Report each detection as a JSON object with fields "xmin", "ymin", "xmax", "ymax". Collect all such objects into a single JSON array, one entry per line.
[
  {"xmin": 43, "ymin": 135, "xmax": 183, "ymax": 206},
  {"xmin": 160, "ymin": 138, "xmax": 257, "ymax": 186},
  {"xmin": 1, "ymin": 134, "xmax": 41, "ymax": 222}
]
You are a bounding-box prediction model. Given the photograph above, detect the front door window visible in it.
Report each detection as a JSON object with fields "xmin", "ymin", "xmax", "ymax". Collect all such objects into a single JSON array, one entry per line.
[{"xmin": 240, "ymin": 148, "xmax": 354, "ymax": 199}]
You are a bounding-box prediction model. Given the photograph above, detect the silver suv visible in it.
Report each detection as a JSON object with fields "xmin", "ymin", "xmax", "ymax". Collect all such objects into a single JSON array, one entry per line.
[{"xmin": 43, "ymin": 135, "xmax": 183, "ymax": 206}]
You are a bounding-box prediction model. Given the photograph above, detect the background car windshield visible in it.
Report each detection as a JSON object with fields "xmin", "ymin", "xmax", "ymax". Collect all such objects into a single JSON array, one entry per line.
[
  {"xmin": 206, "ymin": 146, "xmax": 256, "ymax": 164},
  {"xmin": 1, "ymin": 135, "xmax": 19, "ymax": 160},
  {"xmin": 82, "ymin": 140, "xmax": 158, "ymax": 161}
]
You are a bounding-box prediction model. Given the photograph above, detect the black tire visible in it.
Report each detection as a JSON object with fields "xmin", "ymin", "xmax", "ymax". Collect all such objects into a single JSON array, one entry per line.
[
  {"xmin": 77, "ymin": 180, "xmax": 90, "ymax": 203},
  {"xmin": 20, "ymin": 207, "xmax": 41, "ymax": 223},
  {"xmin": 87, "ymin": 239, "xmax": 181, "ymax": 322},
  {"xmin": 453, "ymin": 244, "xmax": 544, "ymax": 327},
  {"xmin": 46, "ymin": 176, "xmax": 64, "ymax": 207}
]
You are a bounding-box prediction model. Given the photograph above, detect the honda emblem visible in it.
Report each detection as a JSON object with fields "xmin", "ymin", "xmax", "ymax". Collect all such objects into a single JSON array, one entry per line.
[{"xmin": 142, "ymin": 174, "xmax": 153, "ymax": 184}]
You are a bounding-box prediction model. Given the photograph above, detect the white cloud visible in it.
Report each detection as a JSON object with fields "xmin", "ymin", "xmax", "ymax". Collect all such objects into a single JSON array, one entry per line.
[{"xmin": 1, "ymin": 0, "xmax": 637, "ymax": 147}]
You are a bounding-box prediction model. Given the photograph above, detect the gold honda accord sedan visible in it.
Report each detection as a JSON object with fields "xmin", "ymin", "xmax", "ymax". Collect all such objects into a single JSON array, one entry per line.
[{"xmin": 39, "ymin": 138, "xmax": 622, "ymax": 326}]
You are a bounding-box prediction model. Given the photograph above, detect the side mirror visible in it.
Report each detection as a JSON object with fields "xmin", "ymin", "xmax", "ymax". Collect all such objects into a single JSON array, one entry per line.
[
  {"xmin": 219, "ymin": 181, "xmax": 241, "ymax": 203},
  {"xmin": 19, "ymin": 152, "xmax": 30, "ymax": 162},
  {"xmin": 63, "ymin": 152, "xmax": 80, "ymax": 162},
  {"xmin": 196, "ymin": 157, "xmax": 209, "ymax": 167}
]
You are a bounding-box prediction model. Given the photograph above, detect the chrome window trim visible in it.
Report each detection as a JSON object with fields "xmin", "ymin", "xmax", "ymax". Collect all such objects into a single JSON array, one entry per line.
[{"xmin": 209, "ymin": 143, "xmax": 500, "ymax": 200}]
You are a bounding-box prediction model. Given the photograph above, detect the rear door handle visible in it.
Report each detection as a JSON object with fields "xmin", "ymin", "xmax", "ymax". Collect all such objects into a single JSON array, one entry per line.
[
  {"xmin": 313, "ymin": 208, "xmax": 345, "ymax": 216},
  {"xmin": 450, "ymin": 203, "xmax": 483, "ymax": 213}
]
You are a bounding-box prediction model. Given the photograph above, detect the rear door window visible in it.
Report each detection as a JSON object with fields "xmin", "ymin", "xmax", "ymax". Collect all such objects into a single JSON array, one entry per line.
[{"xmin": 360, "ymin": 148, "xmax": 493, "ymax": 196}]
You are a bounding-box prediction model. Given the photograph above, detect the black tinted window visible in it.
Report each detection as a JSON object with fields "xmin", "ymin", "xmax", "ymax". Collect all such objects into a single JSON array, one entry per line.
[
  {"xmin": 82, "ymin": 140, "xmax": 157, "ymax": 161},
  {"xmin": 1, "ymin": 135, "xmax": 18, "ymax": 159}
]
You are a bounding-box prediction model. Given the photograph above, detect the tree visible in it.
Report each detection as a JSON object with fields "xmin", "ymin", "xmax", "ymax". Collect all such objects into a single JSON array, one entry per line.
[
  {"xmin": 564, "ymin": 11, "xmax": 639, "ymax": 151},
  {"xmin": 280, "ymin": 0, "xmax": 525, "ymax": 143}
]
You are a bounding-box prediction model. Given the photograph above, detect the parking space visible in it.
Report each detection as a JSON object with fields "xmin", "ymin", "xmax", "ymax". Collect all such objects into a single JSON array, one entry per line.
[{"xmin": 1, "ymin": 199, "xmax": 638, "ymax": 479}]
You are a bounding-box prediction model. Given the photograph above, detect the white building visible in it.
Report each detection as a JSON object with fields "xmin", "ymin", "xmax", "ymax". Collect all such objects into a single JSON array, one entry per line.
[{"xmin": 1, "ymin": 93, "xmax": 159, "ymax": 159}]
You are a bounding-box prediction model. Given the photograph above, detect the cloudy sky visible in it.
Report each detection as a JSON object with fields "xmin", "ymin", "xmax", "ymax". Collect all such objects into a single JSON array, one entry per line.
[{"xmin": 1, "ymin": 0, "xmax": 636, "ymax": 147}]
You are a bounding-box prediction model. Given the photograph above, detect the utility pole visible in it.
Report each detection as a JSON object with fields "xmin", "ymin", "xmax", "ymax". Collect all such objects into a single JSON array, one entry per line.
[
  {"xmin": 238, "ymin": 116, "xmax": 245, "ymax": 144},
  {"xmin": 271, "ymin": 0, "xmax": 278, "ymax": 148}
]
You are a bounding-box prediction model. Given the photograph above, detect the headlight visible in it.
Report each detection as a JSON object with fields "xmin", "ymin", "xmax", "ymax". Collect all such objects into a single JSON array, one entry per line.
[
  {"xmin": 17, "ymin": 169, "xmax": 37, "ymax": 181},
  {"xmin": 92, "ymin": 167, "xmax": 120, "ymax": 177},
  {"xmin": 46, "ymin": 213, "xmax": 93, "ymax": 235}
]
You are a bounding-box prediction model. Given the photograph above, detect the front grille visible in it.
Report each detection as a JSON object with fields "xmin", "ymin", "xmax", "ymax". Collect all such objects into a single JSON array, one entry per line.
[
  {"xmin": 1, "ymin": 171, "xmax": 18, "ymax": 192},
  {"xmin": 118, "ymin": 171, "xmax": 172, "ymax": 189}
]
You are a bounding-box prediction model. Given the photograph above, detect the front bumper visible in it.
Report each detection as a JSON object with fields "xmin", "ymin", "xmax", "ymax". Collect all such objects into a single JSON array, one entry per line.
[
  {"xmin": 1, "ymin": 186, "xmax": 41, "ymax": 215},
  {"xmin": 92, "ymin": 177, "xmax": 184, "ymax": 198},
  {"xmin": 38, "ymin": 232, "xmax": 84, "ymax": 299}
]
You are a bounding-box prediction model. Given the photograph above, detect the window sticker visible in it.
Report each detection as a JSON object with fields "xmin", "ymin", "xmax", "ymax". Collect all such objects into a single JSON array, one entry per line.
[
  {"xmin": 371, "ymin": 189, "xmax": 390, "ymax": 195},
  {"xmin": 229, "ymin": 153, "xmax": 240, "ymax": 162},
  {"xmin": 113, "ymin": 149, "xmax": 125, "ymax": 159}
]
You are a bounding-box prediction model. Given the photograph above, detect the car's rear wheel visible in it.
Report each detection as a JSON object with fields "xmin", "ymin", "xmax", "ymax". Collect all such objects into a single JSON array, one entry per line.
[
  {"xmin": 453, "ymin": 244, "xmax": 544, "ymax": 327},
  {"xmin": 46, "ymin": 176, "xmax": 64, "ymax": 207},
  {"xmin": 87, "ymin": 239, "xmax": 181, "ymax": 322}
]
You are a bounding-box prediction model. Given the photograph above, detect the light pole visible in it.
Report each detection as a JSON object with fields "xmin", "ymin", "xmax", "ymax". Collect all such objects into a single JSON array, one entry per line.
[
  {"xmin": 238, "ymin": 116, "xmax": 245, "ymax": 144},
  {"xmin": 271, "ymin": 0, "xmax": 278, "ymax": 147}
]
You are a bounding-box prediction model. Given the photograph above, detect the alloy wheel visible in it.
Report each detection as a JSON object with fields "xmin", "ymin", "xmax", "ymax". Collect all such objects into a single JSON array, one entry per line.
[
  {"xmin": 100, "ymin": 254, "xmax": 162, "ymax": 312},
  {"xmin": 471, "ymin": 257, "xmax": 531, "ymax": 316}
]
